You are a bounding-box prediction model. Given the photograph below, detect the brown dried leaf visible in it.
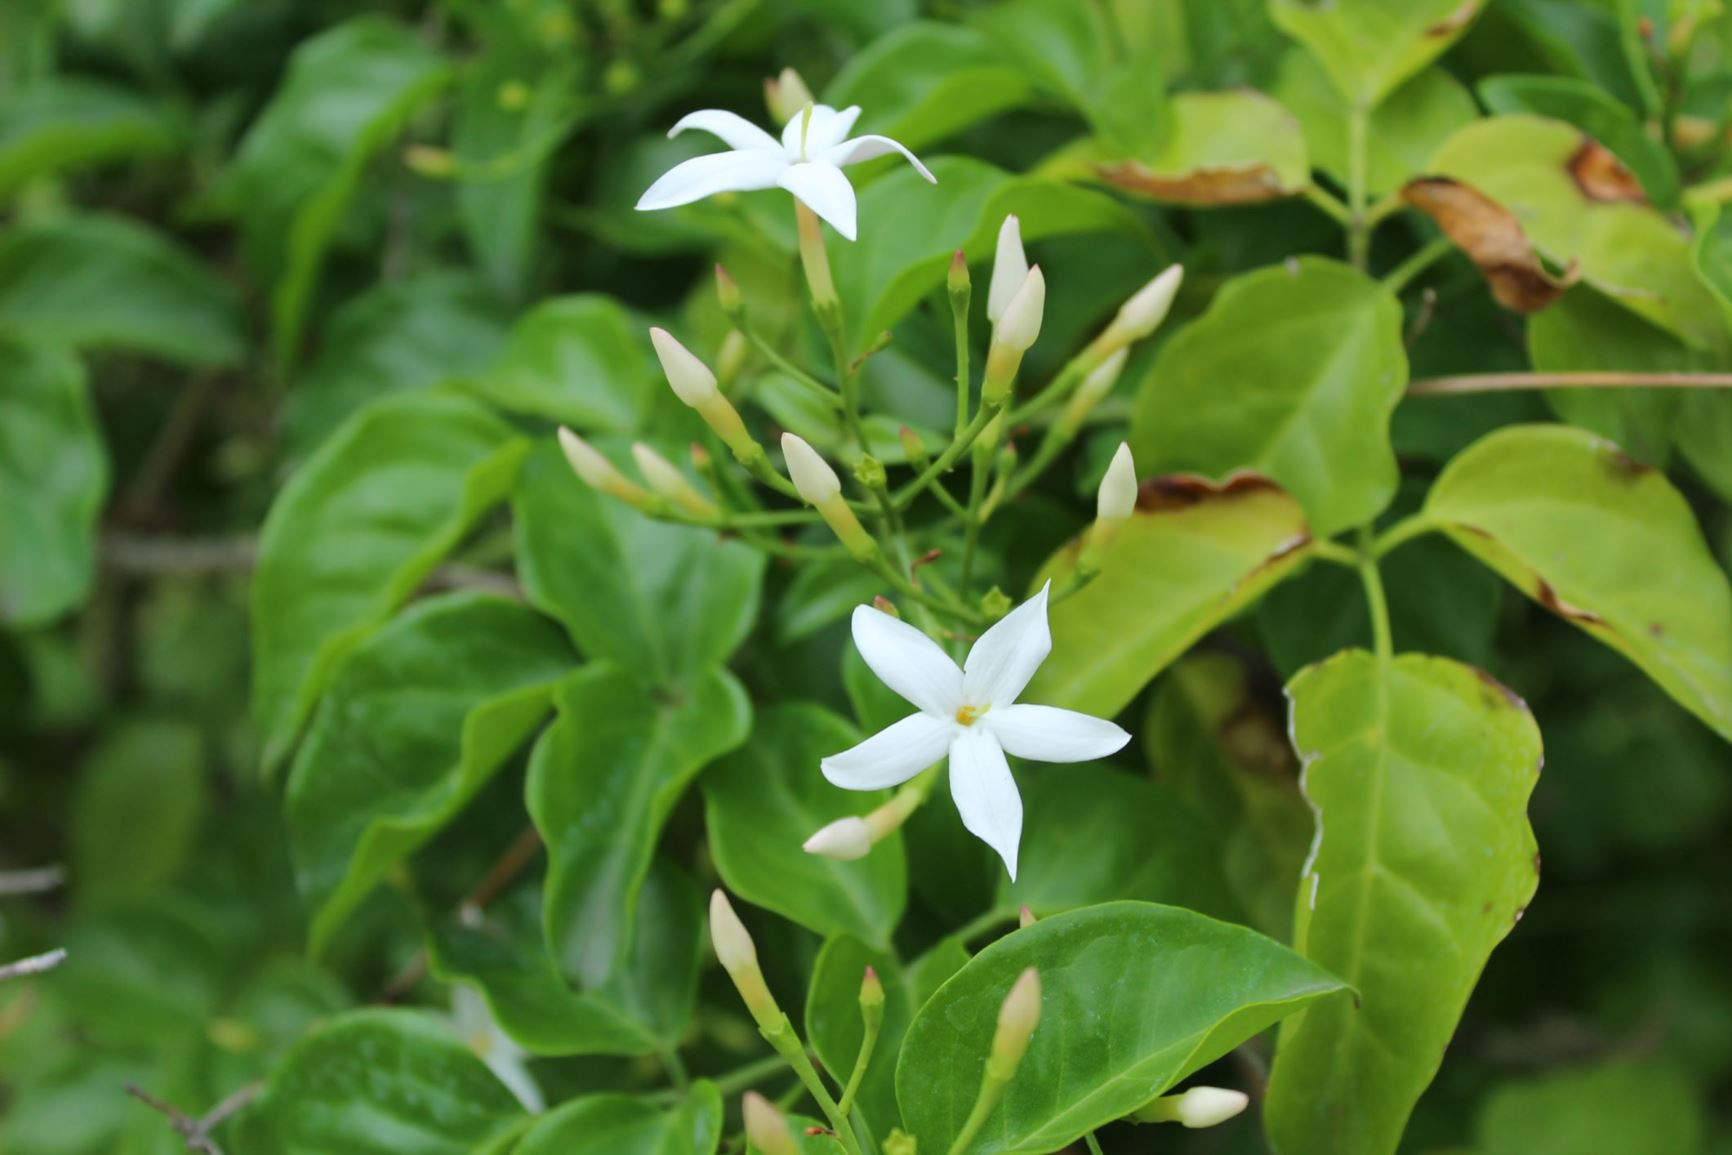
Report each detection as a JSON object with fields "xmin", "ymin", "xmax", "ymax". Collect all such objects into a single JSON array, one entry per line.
[
  {"xmin": 1567, "ymin": 138, "xmax": 1647, "ymax": 203},
  {"xmin": 1095, "ymin": 160, "xmax": 1295, "ymax": 206},
  {"xmin": 1401, "ymin": 177, "xmax": 1579, "ymax": 312}
]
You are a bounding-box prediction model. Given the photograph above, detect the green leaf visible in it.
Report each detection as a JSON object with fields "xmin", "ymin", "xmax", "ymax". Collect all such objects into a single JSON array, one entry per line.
[
  {"xmin": 72, "ymin": 719, "xmax": 205, "ymax": 900},
  {"xmin": 286, "ymin": 274, "xmax": 510, "ymax": 458},
  {"xmin": 513, "ymin": 1084, "xmax": 722, "ymax": 1155},
  {"xmin": 1144, "ymin": 654, "xmax": 1313, "ymax": 939},
  {"xmin": 1087, "ymin": 89, "xmax": 1307, "ymax": 208},
  {"xmin": 1472, "ymin": 1060, "xmax": 1705, "ymax": 1155},
  {"xmin": 0, "ymin": 77, "xmax": 180, "ymax": 195},
  {"xmin": 1680, "ymin": 201, "xmax": 1732, "ymax": 502},
  {"xmin": 1420, "ymin": 423, "xmax": 1732, "ymax": 742},
  {"xmin": 221, "ymin": 17, "xmax": 451, "ymax": 365},
  {"xmin": 1426, "ymin": 115, "xmax": 1724, "ymax": 350},
  {"xmin": 1026, "ymin": 474, "xmax": 1314, "ymax": 717},
  {"xmin": 287, "ymin": 594, "xmax": 573, "ymax": 955},
  {"xmin": 1130, "ymin": 257, "xmax": 1408, "ymax": 537},
  {"xmin": 1273, "ymin": 54, "xmax": 1477, "ymax": 196},
  {"xmin": 806, "ymin": 936, "xmax": 969, "ymax": 1133},
  {"xmin": 428, "ymin": 864, "xmax": 702, "ymax": 1056},
  {"xmin": 0, "ymin": 213, "xmax": 245, "ymax": 367},
  {"xmin": 830, "ymin": 157, "xmax": 1153, "ymax": 348},
  {"xmin": 1270, "ymin": 0, "xmax": 1485, "ymax": 108},
  {"xmin": 897, "ymin": 902, "xmax": 1348, "ymax": 1154},
  {"xmin": 824, "ymin": 23, "xmax": 1034, "ymax": 152},
  {"xmin": 0, "ymin": 340, "xmax": 106, "ymax": 627},
  {"xmin": 238, "ymin": 1009, "xmax": 525, "ymax": 1155},
  {"xmin": 529, "ymin": 664, "xmax": 750, "ymax": 987},
  {"xmin": 251, "ymin": 391, "xmax": 527, "ymax": 772},
  {"xmin": 997, "ymin": 765, "xmax": 1234, "ymax": 921},
  {"xmin": 469, "ymin": 295, "xmax": 657, "ymax": 431},
  {"xmin": 1263, "ymin": 651, "xmax": 1542, "ymax": 1155},
  {"xmin": 1477, "ymin": 73, "xmax": 1679, "ymax": 207},
  {"xmin": 703, "ymin": 703, "xmax": 907, "ymax": 948},
  {"xmin": 513, "ymin": 442, "xmax": 764, "ymax": 688}
]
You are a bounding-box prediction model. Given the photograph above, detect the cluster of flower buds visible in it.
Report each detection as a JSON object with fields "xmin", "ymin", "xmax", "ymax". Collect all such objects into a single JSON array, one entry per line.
[
  {"xmin": 557, "ymin": 428, "xmax": 716, "ymax": 518},
  {"xmin": 982, "ymin": 215, "xmax": 1046, "ymax": 407}
]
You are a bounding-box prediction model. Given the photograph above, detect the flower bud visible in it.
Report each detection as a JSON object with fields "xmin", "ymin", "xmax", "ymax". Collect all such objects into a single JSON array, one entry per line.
[
  {"xmin": 1058, "ymin": 347, "xmax": 1129, "ymax": 435},
  {"xmin": 715, "ymin": 264, "xmax": 743, "ymax": 316},
  {"xmin": 765, "ymin": 67, "xmax": 814, "ymax": 125},
  {"xmin": 710, "ymin": 890, "xmax": 781, "ymax": 1027},
  {"xmin": 987, "ymin": 968, "xmax": 1041, "ymax": 1080},
  {"xmin": 631, "ymin": 442, "xmax": 716, "ymax": 517},
  {"xmin": 803, "ymin": 816, "xmax": 871, "ymax": 861},
  {"xmin": 650, "ymin": 327, "xmax": 718, "ymax": 406},
  {"xmin": 872, "ymin": 595, "xmax": 900, "ymax": 619},
  {"xmin": 860, "ymin": 966, "xmax": 885, "ymax": 1017},
  {"xmin": 948, "ymin": 248, "xmax": 970, "ymax": 300},
  {"xmin": 980, "ymin": 586, "xmax": 1012, "ymax": 621},
  {"xmin": 852, "ymin": 454, "xmax": 887, "ymax": 491},
  {"xmin": 1134, "ymin": 1086, "xmax": 1250, "ymax": 1129},
  {"xmin": 782, "ymin": 433, "xmax": 841, "ymax": 504},
  {"xmin": 743, "ymin": 1092, "xmax": 800, "ymax": 1155},
  {"xmin": 1095, "ymin": 265, "xmax": 1182, "ymax": 357},
  {"xmin": 1097, "ymin": 443, "xmax": 1137, "ymax": 523},
  {"xmin": 1019, "ymin": 904, "xmax": 1036, "ymax": 929},
  {"xmin": 559, "ymin": 428, "xmax": 649, "ymax": 505},
  {"xmin": 993, "ymin": 264, "xmax": 1045, "ymax": 354},
  {"xmin": 987, "ymin": 215, "xmax": 1028, "ymax": 325},
  {"xmin": 716, "ymin": 329, "xmax": 748, "ymax": 390}
]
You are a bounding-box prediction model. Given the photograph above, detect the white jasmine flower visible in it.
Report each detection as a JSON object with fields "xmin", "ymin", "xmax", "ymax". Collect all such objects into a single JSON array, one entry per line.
[
  {"xmin": 987, "ymin": 215, "xmax": 1028, "ymax": 324},
  {"xmin": 635, "ymin": 104, "xmax": 936, "ymax": 241},
  {"xmin": 821, "ymin": 584, "xmax": 1130, "ymax": 879},
  {"xmin": 448, "ymin": 985, "xmax": 543, "ymax": 1113}
]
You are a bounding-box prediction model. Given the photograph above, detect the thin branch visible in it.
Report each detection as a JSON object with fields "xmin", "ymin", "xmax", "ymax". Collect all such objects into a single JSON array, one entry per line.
[
  {"xmin": 127, "ymin": 1081, "xmax": 262, "ymax": 1155},
  {"xmin": 0, "ymin": 948, "xmax": 67, "ymax": 982},
  {"xmin": 0, "ymin": 865, "xmax": 65, "ymax": 896},
  {"xmin": 1409, "ymin": 371, "xmax": 1732, "ymax": 396}
]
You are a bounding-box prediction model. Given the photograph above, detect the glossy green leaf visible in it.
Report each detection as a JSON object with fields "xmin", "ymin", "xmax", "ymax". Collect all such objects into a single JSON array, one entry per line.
[
  {"xmin": 0, "ymin": 213, "xmax": 245, "ymax": 367},
  {"xmin": 830, "ymin": 157, "xmax": 1152, "ymax": 348},
  {"xmin": 1473, "ymin": 1060, "xmax": 1705, "ymax": 1155},
  {"xmin": 0, "ymin": 341, "xmax": 106, "ymax": 627},
  {"xmin": 1026, "ymin": 474, "xmax": 1314, "ymax": 717},
  {"xmin": 1130, "ymin": 258, "xmax": 1408, "ymax": 536},
  {"xmin": 469, "ymin": 295, "xmax": 657, "ymax": 431},
  {"xmin": 72, "ymin": 719, "xmax": 205, "ymax": 900},
  {"xmin": 287, "ymin": 594, "xmax": 573, "ymax": 954},
  {"xmin": 806, "ymin": 936, "xmax": 969, "ymax": 1133},
  {"xmin": 897, "ymin": 902, "xmax": 1348, "ymax": 1154},
  {"xmin": 513, "ymin": 442, "xmax": 764, "ymax": 688},
  {"xmin": 238, "ymin": 1009, "xmax": 526, "ymax": 1155},
  {"xmin": 703, "ymin": 703, "xmax": 906, "ymax": 948},
  {"xmin": 1088, "ymin": 89, "xmax": 1307, "ymax": 205},
  {"xmin": 529, "ymin": 663, "xmax": 750, "ymax": 987},
  {"xmin": 251, "ymin": 391, "xmax": 527, "ymax": 771},
  {"xmin": 0, "ymin": 77, "xmax": 180, "ymax": 195},
  {"xmin": 1273, "ymin": 54, "xmax": 1477, "ymax": 195},
  {"xmin": 1681, "ymin": 201, "xmax": 1732, "ymax": 502},
  {"xmin": 824, "ymin": 23, "xmax": 1034, "ymax": 152},
  {"xmin": 514, "ymin": 1084, "xmax": 722, "ymax": 1155},
  {"xmin": 1264, "ymin": 651, "xmax": 1542, "ymax": 1155},
  {"xmin": 1427, "ymin": 115, "xmax": 1724, "ymax": 349},
  {"xmin": 286, "ymin": 274, "xmax": 510, "ymax": 457},
  {"xmin": 1421, "ymin": 424, "xmax": 1732, "ymax": 742},
  {"xmin": 1144, "ymin": 654, "xmax": 1313, "ymax": 939},
  {"xmin": 428, "ymin": 865, "xmax": 702, "ymax": 1056},
  {"xmin": 1270, "ymin": 0, "xmax": 1485, "ymax": 108},
  {"xmin": 1478, "ymin": 73, "xmax": 1678, "ymax": 206}
]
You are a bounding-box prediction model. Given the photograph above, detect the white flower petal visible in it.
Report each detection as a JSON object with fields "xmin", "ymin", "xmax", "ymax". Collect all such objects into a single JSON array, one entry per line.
[
  {"xmin": 778, "ymin": 161, "xmax": 858, "ymax": 240},
  {"xmin": 989, "ymin": 704, "xmax": 1130, "ymax": 763},
  {"xmin": 484, "ymin": 1051, "xmax": 545, "ymax": 1114},
  {"xmin": 821, "ymin": 712, "xmax": 953, "ymax": 790},
  {"xmin": 828, "ymin": 134, "xmax": 937, "ymax": 183},
  {"xmin": 851, "ymin": 603, "xmax": 964, "ymax": 715},
  {"xmin": 811, "ymin": 105, "xmax": 862, "ymax": 151},
  {"xmin": 668, "ymin": 109, "xmax": 780, "ymax": 152},
  {"xmin": 987, "ymin": 215, "xmax": 1028, "ymax": 325},
  {"xmin": 949, "ymin": 727, "xmax": 1022, "ymax": 880},
  {"xmin": 963, "ymin": 582, "xmax": 1052, "ymax": 707},
  {"xmin": 636, "ymin": 150, "xmax": 788, "ymax": 211}
]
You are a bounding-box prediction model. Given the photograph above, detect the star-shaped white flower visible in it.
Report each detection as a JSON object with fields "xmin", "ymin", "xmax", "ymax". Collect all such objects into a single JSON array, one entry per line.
[
  {"xmin": 821, "ymin": 584, "xmax": 1130, "ymax": 879},
  {"xmin": 447, "ymin": 985, "xmax": 544, "ymax": 1114},
  {"xmin": 635, "ymin": 103, "xmax": 935, "ymax": 241}
]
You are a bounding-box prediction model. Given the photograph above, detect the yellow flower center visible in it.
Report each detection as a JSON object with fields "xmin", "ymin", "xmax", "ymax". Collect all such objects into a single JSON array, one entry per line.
[{"xmin": 954, "ymin": 703, "xmax": 987, "ymax": 727}]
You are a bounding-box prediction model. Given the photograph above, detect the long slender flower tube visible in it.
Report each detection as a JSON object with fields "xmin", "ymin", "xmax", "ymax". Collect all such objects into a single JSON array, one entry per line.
[
  {"xmin": 820, "ymin": 584, "xmax": 1130, "ymax": 878},
  {"xmin": 635, "ymin": 102, "xmax": 935, "ymax": 240}
]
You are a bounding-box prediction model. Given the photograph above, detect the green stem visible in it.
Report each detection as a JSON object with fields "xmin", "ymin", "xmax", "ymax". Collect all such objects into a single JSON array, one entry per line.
[
  {"xmin": 1304, "ymin": 184, "xmax": 1352, "ymax": 226},
  {"xmin": 945, "ymin": 1069, "xmax": 1012, "ymax": 1155},
  {"xmin": 835, "ymin": 1013, "xmax": 882, "ymax": 1118},
  {"xmin": 658, "ymin": 1045, "xmax": 691, "ymax": 1093},
  {"xmin": 1310, "ymin": 538, "xmax": 1361, "ymax": 568},
  {"xmin": 740, "ymin": 320, "xmax": 840, "ymax": 406},
  {"xmin": 648, "ymin": 1054, "xmax": 788, "ymax": 1104},
  {"xmin": 1380, "ymin": 235, "xmax": 1453, "ymax": 295},
  {"xmin": 762, "ymin": 1014, "xmax": 864, "ymax": 1155},
  {"xmin": 1007, "ymin": 357, "xmax": 1091, "ymax": 424},
  {"xmin": 1347, "ymin": 102, "xmax": 1371, "ymax": 271},
  {"xmin": 891, "ymin": 403, "xmax": 1002, "ymax": 509},
  {"xmin": 1084, "ymin": 1132, "xmax": 1107, "ymax": 1155},
  {"xmin": 1356, "ymin": 525, "xmax": 1393, "ymax": 663},
  {"xmin": 958, "ymin": 449, "xmax": 990, "ymax": 606},
  {"xmin": 1369, "ymin": 513, "xmax": 1436, "ymax": 559},
  {"xmin": 954, "ymin": 281, "xmax": 973, "ymax": 437}
]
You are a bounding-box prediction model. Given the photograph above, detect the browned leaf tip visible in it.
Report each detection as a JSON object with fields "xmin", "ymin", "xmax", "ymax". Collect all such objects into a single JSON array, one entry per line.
[
  {"xmin": 1426, "ymin": 0, "xmax": 1484, "ymax": 37},
  {"xmin": 1134, "ymin": 471, "xmax": 1283, "ymax": 513},
  {"xmin": 1567, "ymin": 138, "xmax": 1646, "ymax": 203},
  {"xmin": 1094, "ymin": 159, "xmax": 1297, "ymax": 207},
  {"xmin": 1400, "ymin": 177, "xmax": 1578, "ymax": 313}
]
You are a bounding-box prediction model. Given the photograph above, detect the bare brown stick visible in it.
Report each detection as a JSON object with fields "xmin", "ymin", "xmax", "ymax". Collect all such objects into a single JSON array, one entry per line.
[
  {"xmin": 0, "ymin": 865, "xmax": 65, "ymax": 896},
  {"xmin": 1409, "ymin": 371, "xmax": 1732, "ymax": 396},
  {"xmin": 127, "ymin": 1080, "xmax": 262, "ymax": 1155},
  {"xmin": 0, "ymin": 948, "xmax": 66, "ymax": 982}
]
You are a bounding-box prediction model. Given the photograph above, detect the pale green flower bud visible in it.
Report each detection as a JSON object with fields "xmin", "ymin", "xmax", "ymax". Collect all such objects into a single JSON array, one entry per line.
[
  {"xmin": 743, "ymin": 1091, "xmax": 800, "ymax": 1155},
  {"xmin": 986, "ymin": 215, "xmax": 1028, "ymax": 325},
  {"xmin": 559, "ymin": 428, "xmax": 649, "ymax": 506},
  {"xmin": 987, "ymin": 968, "xmax": 1041, "ymax": 1080}
]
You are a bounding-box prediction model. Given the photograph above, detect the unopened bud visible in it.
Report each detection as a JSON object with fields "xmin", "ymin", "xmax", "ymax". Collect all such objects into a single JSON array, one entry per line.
[
  {"xmin": 803, "ymin": 816, "xmax": 871, "ymax": 861},
  {"xmin": 404, "ymin": 144, "xmax": 456, "ymax": 178},
  {"xmin": 1097, "ymin": 443, "xmax": 1137, "ymax": 523},
  {"xmin": 631, "ymin": 442, "xmax": 716, "ymax": 516},
  {"xmin": 898, "ymin": 425, "xmax": 931, "ymax": 469},
  {"xmin": 716, "ymin": 264, "xmax": 742, "ymax": 317},
  {"xmin": 559, "ymin": 428, "xmax": 649, "ymax": 505},
  {"xmin": 987, "ymin": 968, "xmax": 1041, "ymax": 1080},
  {"xmin": 872, "ymin": 596, "xmax": 900, "ymax": 618},
  {"xmin": 710, "ymin": 890, "xmax": 781, "ymax": 1027},
  {"xmin": 765, "ymin": 67, "xmax": 814, "ymax": 125},
  {"xmin": 744, "ymin": 1092, "xmax": 800, "ymax": 1155},
  {"xmin": 853, "ymin": 454, "xmax": 887, "ymax": 491},
  {"xmin": 993, "ymin": 265, "xmax": 1045, "ymax": 354},
  {"xmin": 690, "ymin": 442, "xmax": 713, "ymax": 474},
  {"xmin": 980, "ymin": 587, "xmax": 1012, "ymax": 621},
  {"xmin": 1059, "ymin": 347, "xmax": 1129, "ymax": 434},
  {"xmin": 1019, "ymin": 904, "xmax": 1036, "ymax": 929},
  {"xmin": 948, "ymin": 249, "xmax": 971, "ymax": 301},
  {"xmin": 782, "ymin": 433, "xmax": 841, "ymax": 504},
  {"xmin": 1134, "ymin": 1086, "xmax": 1249, "ymax": 1129},
  {"xmin": 650, "ymin": 327, "xmax": 718, "ymax": 406},
  {"xmin": 883, "ymin": 1131, "xmax": 918, "ymax": 1155},
  {"xmin": 987, "ymin": 215, "xmax": 1028, "ymax": 324},
  {"xmin": 1098, "ymin": 265, "xmax": 1182, "ymax": 355},
  {"xmin": 860, "ymin": 966, "xmax": 885, "ymax": 1016},
  {"xmin": 716, "ymin": 329, "xmax": 749, "ymax": 389}
]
